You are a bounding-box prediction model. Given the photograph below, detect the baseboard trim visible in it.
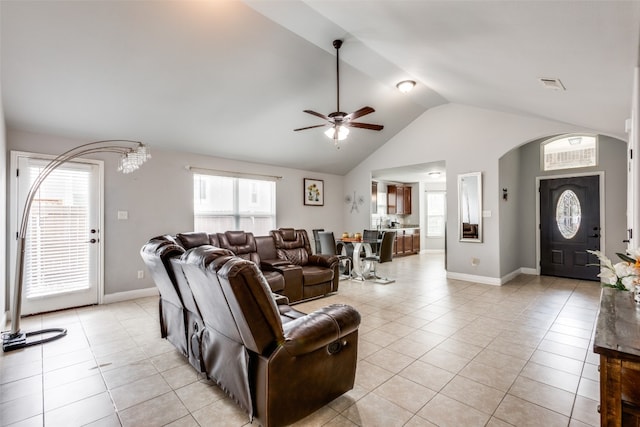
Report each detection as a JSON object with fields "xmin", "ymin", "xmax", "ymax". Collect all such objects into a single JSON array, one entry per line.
[
  {"xmin": 103, "ymin": 287, "xmax": 158, "ymax": 304},
  {"xmin": 520, "ymin": 267, "xmax": 538, "ymax": 275},
  {"xmin": 446, "ymin": 272, "xmax": 502, "ymax": 286},
  {"xmin": 421, "ymin": 249, "xmax": 445, "ymax": 254},
  {"xmin": 1, "ymin": 310, "xmax": 8, "ymax": 330}
]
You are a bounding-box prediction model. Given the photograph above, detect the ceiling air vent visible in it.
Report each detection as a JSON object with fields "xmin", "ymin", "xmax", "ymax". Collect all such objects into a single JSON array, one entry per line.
[{"xmin": 538, "ymin": 78, "xmax": 566, "ymax": 91}]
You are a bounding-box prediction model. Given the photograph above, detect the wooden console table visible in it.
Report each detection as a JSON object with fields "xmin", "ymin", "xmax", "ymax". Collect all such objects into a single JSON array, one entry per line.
[{"xmin": 594, "ymin": 287, "xmax": 640, "ymax": 426}]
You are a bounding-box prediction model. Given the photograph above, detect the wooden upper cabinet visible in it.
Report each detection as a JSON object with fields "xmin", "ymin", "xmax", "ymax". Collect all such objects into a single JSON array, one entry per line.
[
  {"xmin": 387, "ymin": 185, "xmax": 397, "ymax": 214},
  {"xmin": 402, "ymin": 186, "xmax": 412, "ymax": 214}
]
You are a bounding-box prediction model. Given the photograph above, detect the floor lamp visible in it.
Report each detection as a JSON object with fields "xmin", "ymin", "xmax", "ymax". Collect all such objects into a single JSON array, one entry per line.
[{"xmin": 2, "ymin": 140, "xmax": 150, "ymax": 352}]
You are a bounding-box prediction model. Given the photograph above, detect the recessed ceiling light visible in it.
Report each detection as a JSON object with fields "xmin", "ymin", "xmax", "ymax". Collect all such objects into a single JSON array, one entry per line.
[
  {"xmin": 396, "ymin": 80, "xmax": 416, "ymax": 93},
  {"xmin": 428, "ymin": 171, "xmax": 441, "ymax": 178},
  {"xmin": 538, "ymin": 77, "xmax": 565, "ymax": 91}
]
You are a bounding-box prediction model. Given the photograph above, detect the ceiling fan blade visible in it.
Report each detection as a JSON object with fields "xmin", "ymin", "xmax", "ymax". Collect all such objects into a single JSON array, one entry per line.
[
  {"xmin": 303, "ymin": 110, "xmax": 329, "ymax": 121},
  {"xmin": 345, "ymin": 106, "xmax": 375, "ymax": 121},
  {"xmin": 294, "ymin": 124, "xmax": 328, "ymax": 132},
  {"xmin": 348, "ymin": 122, "xmax": 384, "ymax": 131}
]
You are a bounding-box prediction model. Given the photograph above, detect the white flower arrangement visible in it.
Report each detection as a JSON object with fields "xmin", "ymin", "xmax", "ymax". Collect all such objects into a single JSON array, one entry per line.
[{"xmin": 587, "ymin": 248, "xmax": 640, "ymax": 291}]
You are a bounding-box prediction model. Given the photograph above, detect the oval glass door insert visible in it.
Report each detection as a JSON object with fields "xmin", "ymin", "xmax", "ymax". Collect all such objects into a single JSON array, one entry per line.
[{"xmin": 556, "ymin": 190, "xmax": 581, "ymax": 239}]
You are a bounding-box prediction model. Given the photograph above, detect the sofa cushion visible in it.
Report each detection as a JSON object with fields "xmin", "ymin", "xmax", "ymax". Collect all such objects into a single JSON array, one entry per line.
[{"xmin": 300, "ymin": 265, "xmax": 334, "ymax": 286}]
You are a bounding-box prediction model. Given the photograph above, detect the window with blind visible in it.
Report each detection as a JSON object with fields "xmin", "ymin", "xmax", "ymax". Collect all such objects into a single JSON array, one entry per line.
[
  {"xmin": 193, "ymin": 174, "xmax": 276, "ymax": 235},
  {"xmin": 426, "ymin": 191, "xmax": 446, "ymax": 238},
  {"xmin": 24, "ymin": 162, "xmax": 93, "ymax": 298}
]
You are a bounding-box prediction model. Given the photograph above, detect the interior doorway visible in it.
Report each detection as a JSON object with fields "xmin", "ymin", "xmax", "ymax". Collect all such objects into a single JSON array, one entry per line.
[{"xmin": 539, "ymin": 174, "xmax": 601, "ymax": 280}]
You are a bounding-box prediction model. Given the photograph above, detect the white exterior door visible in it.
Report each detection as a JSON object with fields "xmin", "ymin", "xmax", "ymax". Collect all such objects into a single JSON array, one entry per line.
[{"xmin": 11, "ymin": 152, "xmax": 103, "ymax": 315}]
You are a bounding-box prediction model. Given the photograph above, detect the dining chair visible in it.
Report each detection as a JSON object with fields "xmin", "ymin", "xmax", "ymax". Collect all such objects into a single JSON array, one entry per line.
[
  {"xmin": 318, "ymin": 231, "xmax": 352, "ymax": 280},
  {"xmin": 362, "ymin": 229, "xmax": 380, "ymax": 254},
  {"xmin": 312, "ymin": 228, "xmax": 324, "ymax": 254},
  {"xmin": 363, "ymin": 230, "xmax": 396, "ymax": 284}
]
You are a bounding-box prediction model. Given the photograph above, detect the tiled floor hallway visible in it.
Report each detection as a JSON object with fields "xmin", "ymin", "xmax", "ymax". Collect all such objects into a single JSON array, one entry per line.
[{"xmin": 1, "ymin": 252, "xmax": 602, "ymax": 426}]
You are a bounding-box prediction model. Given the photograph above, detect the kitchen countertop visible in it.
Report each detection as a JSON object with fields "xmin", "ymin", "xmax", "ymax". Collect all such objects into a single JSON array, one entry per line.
[{"xmin": 379, "ymin": 227, "xmax": 420, "ymax": 232}]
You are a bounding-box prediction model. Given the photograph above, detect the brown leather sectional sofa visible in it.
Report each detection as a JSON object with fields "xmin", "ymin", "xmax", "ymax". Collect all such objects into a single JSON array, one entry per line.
[
  {"xmin": 175, "ymin": 228, "xmax": 340, "ymax": 303},
  {"xmin": 140, "ymin": 229, "xmax": 360, "ymax": 426}
]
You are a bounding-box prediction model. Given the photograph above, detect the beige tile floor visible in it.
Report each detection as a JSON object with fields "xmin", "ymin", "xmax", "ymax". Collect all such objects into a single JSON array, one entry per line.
[{"xmin": 0, "ymin": 252, "xmax": 603, "ymax": 427}]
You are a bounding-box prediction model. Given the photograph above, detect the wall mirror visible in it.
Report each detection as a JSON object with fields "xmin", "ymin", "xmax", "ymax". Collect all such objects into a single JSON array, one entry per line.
[{"xmin": 458, "ymin": 172, "xmax": 482, "ymax": 242}]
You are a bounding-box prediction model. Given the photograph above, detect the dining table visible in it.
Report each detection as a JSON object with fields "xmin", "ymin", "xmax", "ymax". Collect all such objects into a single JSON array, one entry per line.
[{"xmin": 336, "ymin": 237, "xmax": 382, "ymax": 280}]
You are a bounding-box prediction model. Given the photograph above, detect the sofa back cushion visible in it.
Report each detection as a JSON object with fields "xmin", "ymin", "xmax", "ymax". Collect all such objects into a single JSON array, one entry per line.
[
  {"xmin": 217, "ymin": 231, "xmax": 260, "ymax": 264},
  {"xmin": 140, "ymin": 235, "xmax": 185, "ymax": 309},
  {"xmin": 255, "ymin": 235, "xmax": 277, "ymax": 260},
  {"xmin": 176, "ymin": 232, "xmax": 211, "ymax": 249},
  {"xmin": 270, "ymin": 228, "xmax": 312, "ymax": 266},
  {"xmin": 216, "ymin": 257, "xmax": 284, "ymax": 354}
]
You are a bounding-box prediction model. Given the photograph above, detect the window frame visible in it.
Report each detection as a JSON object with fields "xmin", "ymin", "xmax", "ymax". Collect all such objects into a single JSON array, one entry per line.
[
  {"xmin": 425, "ymin": 191, "xmax": 446, "ymax": 238},
  {"xmin": 193, "ymin": 173, "xmax": 276, "ymax": 235}
]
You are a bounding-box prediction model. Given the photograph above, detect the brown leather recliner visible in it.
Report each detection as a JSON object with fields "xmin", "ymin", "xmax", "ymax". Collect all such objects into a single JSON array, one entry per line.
[
  {"xmin": 140, "ymin": 236, "xmax": 205, "ymax": 372},
  {"xmin": 179, "ymin": 246, "xmax": 360, "ymax": 427},
  {"xmin": 217, "ymin": 230, "xmax": 286, "ymax": 293},
  {"xmin": 270, "ymin": 228, "xmax": 340, "ymax": 301}
]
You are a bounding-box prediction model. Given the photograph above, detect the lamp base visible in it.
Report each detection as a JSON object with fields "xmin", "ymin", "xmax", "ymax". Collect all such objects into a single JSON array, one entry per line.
[{"xmin": 2, "ymin": 328, "xmax": 67, "ymax": 352}]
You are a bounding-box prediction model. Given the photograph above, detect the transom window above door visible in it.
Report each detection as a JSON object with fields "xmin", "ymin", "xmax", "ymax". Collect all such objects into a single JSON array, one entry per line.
[{"xmin": 541, "ymin": 134, "xmax": 597, "ymax": 171}]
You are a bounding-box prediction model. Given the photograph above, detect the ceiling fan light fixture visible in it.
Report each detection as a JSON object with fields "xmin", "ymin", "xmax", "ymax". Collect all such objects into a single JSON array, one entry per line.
[
  {"xmin": 396, "ymin": 80, "xmax": 416, "ymax": 93},
  {"xmin": 325, "ymin": 125, "xmax": 349, "ymax": 141}
]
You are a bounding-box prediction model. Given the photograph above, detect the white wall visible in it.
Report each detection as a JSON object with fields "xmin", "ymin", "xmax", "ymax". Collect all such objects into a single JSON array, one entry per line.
[
  {"xmin": 0, "ymin": 84, "xmax": 6, "ymax": 320},
  {"xmin": 498, "ymin": 146, "xmax": 522, "ymax": 276},
  {"xmin": 344, "ymin": 103, "xmax": 605, "ymax": 283},
  {"xmin": 7, "ymin": 129, "xmax": 345, "ymax": 296}
]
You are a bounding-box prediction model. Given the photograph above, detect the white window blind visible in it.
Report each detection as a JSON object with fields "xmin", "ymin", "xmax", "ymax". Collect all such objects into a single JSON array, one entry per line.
[{"xmin": 24, "ymin": 163, "xmax": 92, "ymax": 298}]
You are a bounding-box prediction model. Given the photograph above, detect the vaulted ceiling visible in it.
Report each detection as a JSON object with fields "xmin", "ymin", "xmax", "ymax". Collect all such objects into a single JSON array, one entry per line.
[{"xmin": 2, "ymin": 1, "xmax": 639, "ymax": 175}]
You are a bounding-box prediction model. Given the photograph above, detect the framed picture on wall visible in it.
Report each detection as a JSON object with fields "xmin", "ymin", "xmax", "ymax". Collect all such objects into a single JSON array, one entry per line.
[{"xmin": 304, "ymin": 178, "xmax": 324, "ymax": 206}]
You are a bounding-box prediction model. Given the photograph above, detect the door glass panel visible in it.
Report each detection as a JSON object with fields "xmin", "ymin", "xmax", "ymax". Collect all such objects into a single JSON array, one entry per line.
[
  {"xmin": 556, "ymin": 190, "xmax": 581, "ymax": 239},
  {"xmin": 25, "ymin": 162, "xmax": 92, "ymax": 298}
]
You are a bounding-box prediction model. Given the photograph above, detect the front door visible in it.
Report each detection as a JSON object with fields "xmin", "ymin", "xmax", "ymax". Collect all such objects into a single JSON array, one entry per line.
[
  {"xmin": 540, "ymin": 175, "xmax": 600, "ymax": 280},
  {"xmin": 13, "ymin": 152, "xmax": 102, "ymax": 315}
]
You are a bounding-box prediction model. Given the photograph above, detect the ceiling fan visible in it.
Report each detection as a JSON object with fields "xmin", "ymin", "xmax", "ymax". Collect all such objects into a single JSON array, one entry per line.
[{"xmin": 294, "ymin": 39, "xmax": 383, "ymax": 146}]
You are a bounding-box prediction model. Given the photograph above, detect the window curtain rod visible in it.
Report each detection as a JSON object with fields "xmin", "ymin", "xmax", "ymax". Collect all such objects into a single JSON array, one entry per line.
[{"xmin": 185, "ymin": 166, "xmax": 282, "ymax": 181}]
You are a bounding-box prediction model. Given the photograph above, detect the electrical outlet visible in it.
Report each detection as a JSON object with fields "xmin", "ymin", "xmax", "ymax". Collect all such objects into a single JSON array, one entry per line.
[
  {"xmin": 471, "ymin": 258, "xmax": 480, "ymax": 267},
  {"xmin": 137, "ymin": 270, "xmax": 144, "ymax": 279}
]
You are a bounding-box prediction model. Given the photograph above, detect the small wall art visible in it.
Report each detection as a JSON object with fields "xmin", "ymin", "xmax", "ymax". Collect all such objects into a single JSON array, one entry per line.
[{"xmin": 304, "ymin": 178, "xmax": 324, "ymax": 206}]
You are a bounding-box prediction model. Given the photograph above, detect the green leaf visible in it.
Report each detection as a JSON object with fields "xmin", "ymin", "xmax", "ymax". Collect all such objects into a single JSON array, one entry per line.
[{"xmin": 616, "ymin": 253, "xmax": 637, "ymax": 264}]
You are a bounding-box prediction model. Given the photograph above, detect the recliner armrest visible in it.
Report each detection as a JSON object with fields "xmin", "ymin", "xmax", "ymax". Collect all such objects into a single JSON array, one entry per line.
[
  {"xmin": 260, "ymin": 258, "xmax": 293, "ymax": 269},
  {"xmin": 281, "ymin": 304, "xmax": 361, "ymax": 356},
  {"xmin": 308, "ymin": 254, "xmax": 339, "ymax": 268},
  {"xmin": 272, "ymin": 293, "xmax": 289, "ymax": 305}
]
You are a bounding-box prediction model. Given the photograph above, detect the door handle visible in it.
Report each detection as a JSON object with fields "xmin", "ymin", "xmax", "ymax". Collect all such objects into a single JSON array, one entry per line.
[
  {"xmin": 590, "ymin": 234, "xmax": 600, "ymax": 238},
  {"xmin": 86, "ymin": 239, "xmax": 97, "ymax": 244}
]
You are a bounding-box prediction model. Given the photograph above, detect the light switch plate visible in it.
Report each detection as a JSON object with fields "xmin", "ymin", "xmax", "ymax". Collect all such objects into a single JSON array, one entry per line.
[{"xmin": 117, "ymin": 210, "xmax": 128, "ymax": 220}]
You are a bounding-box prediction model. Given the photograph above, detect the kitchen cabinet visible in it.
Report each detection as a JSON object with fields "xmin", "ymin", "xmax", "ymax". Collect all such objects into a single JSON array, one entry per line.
[
  {"xmin": 387, "ymin": 185, "xmax": 397, "ymax": 214},
  {"xmin": 391, "ymin": 229, "xmax": 420, "ymax": 257},
  {"xmin": 402, "ymin": 186, "xmax": 412, "ymax": 214},
  {"xmin": 387, "ymin": 185, "xmax": 412, "ymax": 215}
]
